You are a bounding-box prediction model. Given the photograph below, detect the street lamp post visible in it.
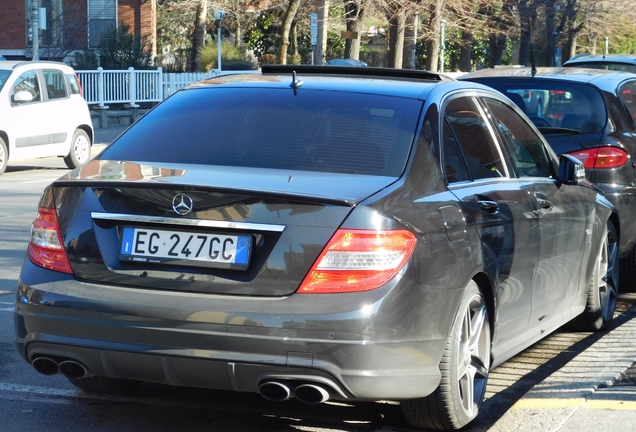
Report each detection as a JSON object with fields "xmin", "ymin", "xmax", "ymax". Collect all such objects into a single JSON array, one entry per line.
[{"xmin": 214, "ymin": 10, "xmax": 225, "ymax": 71}]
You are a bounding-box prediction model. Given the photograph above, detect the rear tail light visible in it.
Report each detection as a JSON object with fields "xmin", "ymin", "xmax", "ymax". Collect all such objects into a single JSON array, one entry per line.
[
  {"xmin": 568, "ymin": 147, "xmax": 629, "ymax": 169},
  {"xmin": 298, "ymin": 229, "xmax": 416, "ymax": 294},
  {"xmin": 28, "ymin": 207, "xmax": 73, "ymax": 274},
  {"xmin": 74, "ymin": 73, "xmax": 83, "ymax": 97}
]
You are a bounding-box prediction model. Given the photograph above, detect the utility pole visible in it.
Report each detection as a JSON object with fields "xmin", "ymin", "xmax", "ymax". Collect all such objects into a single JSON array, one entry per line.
[{"xmin": 31, "ymin": 0, "xmax": 39, "ymax": 60}]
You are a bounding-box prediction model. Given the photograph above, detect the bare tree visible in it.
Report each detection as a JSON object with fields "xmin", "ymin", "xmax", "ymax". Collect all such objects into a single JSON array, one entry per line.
[
  {"xmin": 278, "ymin": 0, "xmax": 304, "ymax": 63},
  {"xmin": 315, "ymin": 0, "xmax": 330, "ymax": 65}
]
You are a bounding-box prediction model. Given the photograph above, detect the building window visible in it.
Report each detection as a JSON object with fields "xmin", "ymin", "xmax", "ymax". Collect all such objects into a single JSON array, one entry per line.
[{"xmin": 89, "ymin": 0, "xmax": 117, "ymax": 48}]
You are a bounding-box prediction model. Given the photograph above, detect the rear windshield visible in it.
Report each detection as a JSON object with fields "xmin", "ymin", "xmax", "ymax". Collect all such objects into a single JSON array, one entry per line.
[
  {"xmin": 100, "ymin": 87, "xmax": 422, "ymax": 176},
  {"xmin": 568, "ymin": 62, "xmax": 636, "ymax": 74},
  {"xmin": 471, "ymin": 79, "xmax": 607, "ymax": 133}
]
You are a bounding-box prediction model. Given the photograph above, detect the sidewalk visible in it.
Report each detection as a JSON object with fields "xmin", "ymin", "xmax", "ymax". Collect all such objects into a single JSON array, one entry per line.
[{"xmin": 489, "ymin": 294, "xmax": 636, "ymax": 431}]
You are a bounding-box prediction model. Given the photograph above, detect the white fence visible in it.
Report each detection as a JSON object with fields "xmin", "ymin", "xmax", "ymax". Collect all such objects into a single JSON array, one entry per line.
[{"xmin": 76, "ymin": 67, "xmax": 221, "ymax": 108}]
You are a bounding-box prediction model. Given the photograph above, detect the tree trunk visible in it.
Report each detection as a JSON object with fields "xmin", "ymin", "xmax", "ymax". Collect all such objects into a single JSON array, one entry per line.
[
  {"xmin": 489, "ymin": 34, "xmax": 507, "ymax": 66},
  {"xmin": 390, "ymin": 9, "xmax": 406, "ymax": 69},
  {"xmin": 459, "ymin": 31, "xmax": 472, "ymax": 72},
  {"xmin": 545, "ymin": 1, "xmax": 557, "ymax": 66},
  {"xmin": 402, "ymin": 12, "xmax": 417, "ymax": 69},
  {"xmin": 426, "ymin": 0, "xmax": 443, "ymax": 72},
  {"xmin": 343, "ymin": 1, "xmax": 364, "ymax": 60},
  {"xmin": 315, "ymin": 0, "xmax": 330, "ymax": 65},
  {"xmin": 278, "ymin": 0, "xmax": 303, "ymax": 64},
  {"xmin": 189, "ymin": 0, "xmax": 207, "ymax": 72}
]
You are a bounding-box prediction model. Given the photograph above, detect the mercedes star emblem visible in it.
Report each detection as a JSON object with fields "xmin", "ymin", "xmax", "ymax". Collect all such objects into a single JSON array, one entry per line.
[{"xmin": 172, "ymin": 193, "xmax": 194, "ymax": 216}]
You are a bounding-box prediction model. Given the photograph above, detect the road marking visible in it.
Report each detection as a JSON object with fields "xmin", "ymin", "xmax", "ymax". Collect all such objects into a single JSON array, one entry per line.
[
  {"xmin": 512, "ymin": 397, "xmax": 636, "ymax": 411},
  {"xmin": 0, "ymin": 308, "xmax": 13, "ymax": 312}
]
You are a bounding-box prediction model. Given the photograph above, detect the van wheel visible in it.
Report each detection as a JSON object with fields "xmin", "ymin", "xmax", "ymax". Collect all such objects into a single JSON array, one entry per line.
[
  {"xmin": 570, "ymin": 220, "xmax": 619, "ymax": 331},
  {"xmin": 0, "ymin": 136, "xmax": 7, "ymax": 176},
  {"xmin": 401, "ymin": 281, "xmax": 491, "ymax": 430},
  {"xmin": 64, "ymin": 129, "xmax": 92, "ymax": 168}
]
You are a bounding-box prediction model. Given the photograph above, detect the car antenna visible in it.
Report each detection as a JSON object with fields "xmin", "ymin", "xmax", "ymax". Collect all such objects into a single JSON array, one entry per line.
[
  {"xmin": 290, "ymin": 70, "xmax": 303, "ymax": 96},
  {"xmin": 530, "ymin": 45, "xmax": 537, "ymax": 78}
]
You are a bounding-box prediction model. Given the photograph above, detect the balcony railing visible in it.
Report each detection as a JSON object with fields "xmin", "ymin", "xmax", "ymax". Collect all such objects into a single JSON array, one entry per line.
[{"xmin": 76, "ymin": 67, "xmax": 221, "ymax": 108}]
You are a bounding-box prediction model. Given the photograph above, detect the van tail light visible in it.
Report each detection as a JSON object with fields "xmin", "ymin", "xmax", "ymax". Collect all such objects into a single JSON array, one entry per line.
[
  {"xmin": 568, "ymin": 147, "xmax": 629, "ymax": 169},
  {"xmin": 298, "ymin": 229, "xmax": 416, "ymax": 294},
  {"xmin": 74, "ymin": 73, "xmax": 83, "ymax": 97},
  {"xmin": 28, "ymin": 207, "xmax": 73, "ymax": 274}
]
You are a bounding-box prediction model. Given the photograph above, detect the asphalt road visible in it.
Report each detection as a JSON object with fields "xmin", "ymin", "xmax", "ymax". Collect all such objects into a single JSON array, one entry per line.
[{"xmin": 1, "ymin": 128, "xmax": 636, "ymax": 431}]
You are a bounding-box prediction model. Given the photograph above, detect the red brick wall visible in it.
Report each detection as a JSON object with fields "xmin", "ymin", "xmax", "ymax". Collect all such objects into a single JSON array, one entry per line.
[
  {"xmin": 118, "ymin": 0, "xmax": 156, "ymax": 57},
  {"xmin": 0, "ymin": 0, "xmax": 27, "ymax": 49},
  {"xmin": 63, "ymin": 0, "xmax": 88, "ymax": 48}
]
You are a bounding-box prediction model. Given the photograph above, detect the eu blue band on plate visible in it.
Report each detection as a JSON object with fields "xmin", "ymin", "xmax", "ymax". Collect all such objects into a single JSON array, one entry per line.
[
  {"xmin": 235, "ymin": 236, "xmax": 250, "ymax": 264},
  {"xmin": 121, "ymin": 227, "xmax": 135, "ymax": 255}
]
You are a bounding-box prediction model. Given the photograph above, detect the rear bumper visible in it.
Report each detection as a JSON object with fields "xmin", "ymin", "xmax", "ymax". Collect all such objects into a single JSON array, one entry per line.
[{"xmin": 15, "ymin": 260, "xmax": 460, "ymax": 401}]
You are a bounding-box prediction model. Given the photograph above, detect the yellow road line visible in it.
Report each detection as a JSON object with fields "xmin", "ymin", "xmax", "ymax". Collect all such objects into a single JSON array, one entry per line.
[{"xmin": 513, "ymin": 398, "xmax": 636, "ymax": 410}]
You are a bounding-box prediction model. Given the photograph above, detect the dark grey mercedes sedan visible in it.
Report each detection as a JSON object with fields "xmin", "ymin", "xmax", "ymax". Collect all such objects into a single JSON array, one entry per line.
[{"xmin": 15, "ymin": 65, "xmax": 618, "ymax": 430}]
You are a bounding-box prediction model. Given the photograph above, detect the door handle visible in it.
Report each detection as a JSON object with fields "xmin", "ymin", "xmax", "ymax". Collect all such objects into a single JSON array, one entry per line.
[{"xmin": 478, "ymin": 200, "xmax": 499, "ymax": 212}]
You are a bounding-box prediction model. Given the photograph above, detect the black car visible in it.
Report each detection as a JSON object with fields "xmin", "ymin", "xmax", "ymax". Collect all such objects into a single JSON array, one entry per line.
[
  {"xmin": 564, "ymin": 54, "xmax": 636, "ymax": 74},
  {"xmin": 15, "ymin": 65, "xmax": 618, "ymax": 431},
  {"xmin": 461, "ymin": 66, "xmax": 636, "ymax": 291}
]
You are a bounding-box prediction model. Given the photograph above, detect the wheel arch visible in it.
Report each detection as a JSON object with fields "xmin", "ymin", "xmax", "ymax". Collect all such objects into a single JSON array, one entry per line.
[
  {"xmin": 0, "ymin": 130, "xmax": 9, "ymax": 157},
  {"xmin": 471, "ymin": 272, "xmax": 496, "ymax": 340},
  {"xmin": 76, "ymin": 125, "xmax": 94, "ymax": 144}
]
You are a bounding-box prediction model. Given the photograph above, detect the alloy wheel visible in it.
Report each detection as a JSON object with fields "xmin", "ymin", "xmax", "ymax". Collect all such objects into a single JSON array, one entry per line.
[{"xmin": 456, "ymin": 293, "xmax": 490, "ymax": 417}]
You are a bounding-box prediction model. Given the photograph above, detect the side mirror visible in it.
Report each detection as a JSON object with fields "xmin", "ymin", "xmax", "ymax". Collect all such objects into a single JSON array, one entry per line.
[
  {"xmin": 558, "ymin": 154, "xmax": 586, "ymax": 185},
  {"xmin": 13, "ymin": 90, "xmax": 34, "ymax": 104}
]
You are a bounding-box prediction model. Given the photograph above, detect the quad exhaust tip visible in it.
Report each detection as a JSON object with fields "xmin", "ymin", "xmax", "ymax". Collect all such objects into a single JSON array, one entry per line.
[
  {"xmin": 258, "ymin": 381, "xmax": 292, "ymax": 402},
  {"xmin": 31, "ymin": 357, "xmax": 92, "ymax": 379},
  {"xmin": 58, "ymin": 360, "xmax": 89, "ymax": 379},
  {"xmin": 31, "ymin": 357, "xmax": 60, "ymax": 376},
  {"xmin": 294, "ymin": 383, "xmax": 330, "ymax": 404},
  {"xmin": 258, "ymin": 380, "xmax": 332, "ymax": 404}
]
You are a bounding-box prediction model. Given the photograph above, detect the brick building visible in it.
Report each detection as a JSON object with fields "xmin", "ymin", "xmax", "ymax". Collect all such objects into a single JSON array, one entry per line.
[{"xmin": 0, "ymin": 0, "xmax": 156, "ymax": 61}]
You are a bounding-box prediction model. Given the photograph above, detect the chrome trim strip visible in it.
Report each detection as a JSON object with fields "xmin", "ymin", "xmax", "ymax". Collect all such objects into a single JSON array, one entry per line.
[{"xmin": 91, "ymin": 212, "xmax": 286, "ymax": 232}]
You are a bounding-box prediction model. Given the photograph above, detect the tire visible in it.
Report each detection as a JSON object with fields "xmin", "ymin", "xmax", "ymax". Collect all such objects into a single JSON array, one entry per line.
[
  {"xmin": 569, "ymin": 220, "xmax": 619, "ymax": 331},
  {"xmin": 64, "ymin": 129, "xmax": 92, "ymax": 169},
  {"xmin": 619, "ymin": 246, "xmax": 636, "ymax": 293},
  {"xmin": 0, "ymin": 136, "xmax": 7, "ymax": 176},
  {"xmin": 401, "ymin": 281, "xmax": 491, "ymax": 430},
  {"xmin": 67, "ymin": 376, "xmax": 142, "ymax": 394}
]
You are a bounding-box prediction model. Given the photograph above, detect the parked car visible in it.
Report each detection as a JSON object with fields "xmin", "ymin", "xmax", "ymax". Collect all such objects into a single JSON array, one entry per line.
[
  {"xmin": 461, "ymin": 66, "xmax": 636, "ymax": 292},
  {"xmin": 15, "ymin": 65, "xmax": 618, "ymax": 431},
  {"xmin": 0, "ymin": 60, "xmax": 93, "ymax": 175},
  {"xmin": 564, "ymin": 53, "xmax": 636, "ymax": 73}
]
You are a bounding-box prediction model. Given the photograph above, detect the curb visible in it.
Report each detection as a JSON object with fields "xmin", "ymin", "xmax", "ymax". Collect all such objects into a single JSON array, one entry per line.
[{"xmin": 488, "ymin": 297, "xmax": 636, "ymax": 431}]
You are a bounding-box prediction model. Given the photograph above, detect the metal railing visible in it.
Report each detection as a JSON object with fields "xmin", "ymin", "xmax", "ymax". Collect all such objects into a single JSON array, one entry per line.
[{"xmin": 76, "ymin": 67, "xmax": 221, "ymax": 108}]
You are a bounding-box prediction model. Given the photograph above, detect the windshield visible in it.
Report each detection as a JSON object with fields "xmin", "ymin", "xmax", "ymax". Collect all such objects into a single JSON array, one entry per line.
[
  {"xmin": 101, "ymin": 87, "xmax": 422, "ymax": 176},
  {"xmin": 0, "ymin": 70, "xmax": 10, "ymax": 92},
  {"xmin": 473, "ymin": 79, "xmax": 607, "ymax": 133}
]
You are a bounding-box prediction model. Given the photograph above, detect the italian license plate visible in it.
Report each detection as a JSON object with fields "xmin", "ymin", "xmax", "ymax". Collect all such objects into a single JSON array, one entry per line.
[{"xmin": 119, "ymin": 226, "xmax": 252, "ymax": 270}]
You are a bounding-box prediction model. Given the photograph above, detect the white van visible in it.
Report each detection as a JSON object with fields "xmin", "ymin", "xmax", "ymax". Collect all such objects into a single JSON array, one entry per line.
[{"xmin": 0, "ymin": 61, "xmax": 93, "ymax": 175}]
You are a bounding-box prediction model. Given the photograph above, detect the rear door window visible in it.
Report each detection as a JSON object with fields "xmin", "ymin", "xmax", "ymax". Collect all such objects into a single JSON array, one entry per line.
[
  {"xmin": 100, "ymin": 87, "xmax": 423, "ymax": 177},
  {"xmin": 443, "ymin": 96, "xmax": 509, "ymax": 180},
  {"xmin": 43, "ymin": 69, "xmax": 68, "ymax": 100}
]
